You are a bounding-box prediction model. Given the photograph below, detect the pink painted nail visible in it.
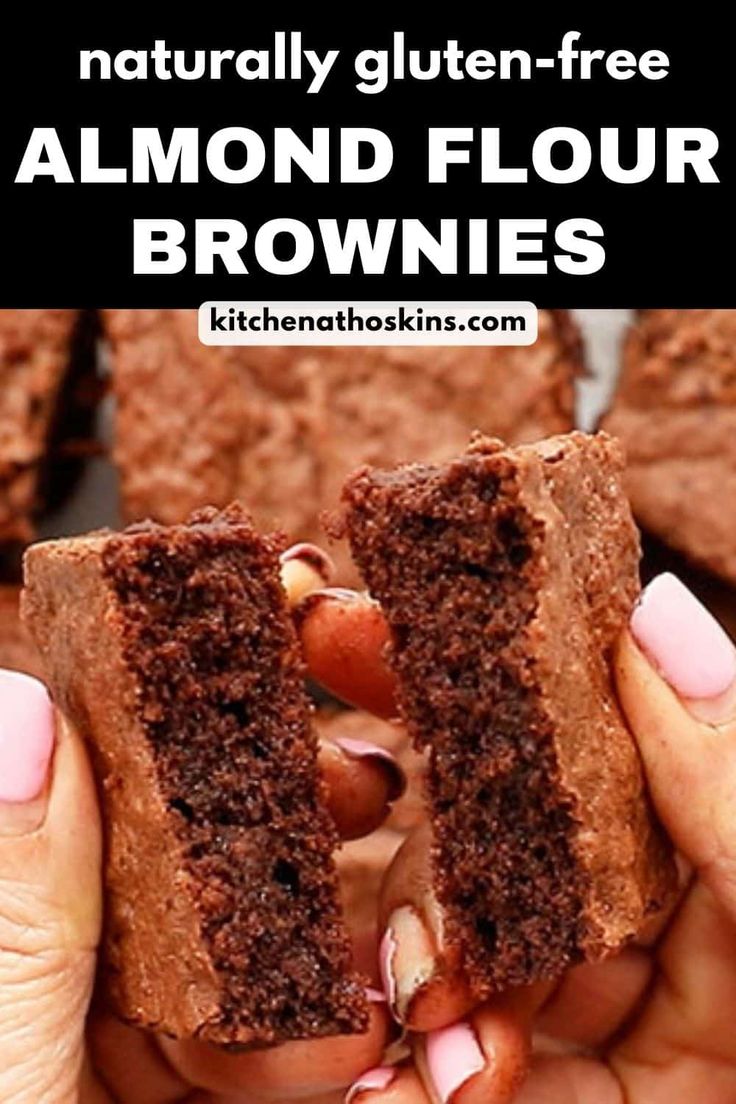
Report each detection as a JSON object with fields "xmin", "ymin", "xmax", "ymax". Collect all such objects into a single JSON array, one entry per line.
[
  {"xmin": 335, "ymin": 738, "xmax": 406, "ymax": 800},
  {"xmin": 379, "ymin": 926, "xmax": 398, "ymax": 1011},
  {"xmin": 631, "ymin": 573, "xmax": 736, "ymax": 701},
  {"xmin": 346, "ymin": 1066, "xmax": 396, "ymax": 1103},
  {"xmin": 365, "ymin": 986, "xmax": 387, "ymax": 1003},
  {"xmin": 0, "ymin": 670, "xmax": 55, "ymax": 803},
  {"xmin": 426, "ymin": 1022, "xmax": 485, "ymax": 1104}
]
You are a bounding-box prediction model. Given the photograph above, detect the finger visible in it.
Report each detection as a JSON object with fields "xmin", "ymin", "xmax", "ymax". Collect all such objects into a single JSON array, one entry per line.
[
  {"xmin": 534, "ymin": 949, "xmax": 653, "ymax": 1049},
  {"xmin": 611, "ymin": 878, "xmax": 736, "ymax": 1098},
  {"xmin": 413, "ymin": 1006, "xmax": 529, "ymax": 1104},
  {"xmin": 0, "ymin": 670, "xmax": 102, "ymax": 1103},
  {"xmin": 378, "ymin": 823, "xmax": 475, "ymax": 1031},
  {"xmin": 78, "ymin": 1058, "xmax": 115, "ymax": 1104},
  {"xmin": 610, "ymin": 573, "xmax": 736, "ymax": 1094},
  {"xmin": 188, "ymin": 1091, "xmax": 352, "ymax": 1104},
  {"xmin": 337, "ymin": 829, "xmax": 404, "ymax": 981},
  {"xmin": 280, "ymin": 543, "xmax": 335, "ymax": 606},
  {"xmin": 160, "ymin": 996, "xmax": 393, "ymax": 1099},
  {"xmin": 188, "ymin": 1093, "xmax": 347, "ymax": 1104},
  {"xmin": 87, "ymin": 1012, "xmax": 190, "ymax": 1104},
  {"xmin": 512, "ymin": 1054, "xmax": 622, "ymax": 1104},
  {"xmin": 314, "ymin": 710, "xmax": 425, "ymax": 836},
  {"xmin": 617, "ymin": 572, "xmax": 736, "ymax": 915},
  {"xmin": 318, "ymin": 734, "xmax": 405, "ymax": 841},
  {"xmin": 347, "ymin": 1065, "xmax": 427, "ymax": 1104},
  {"xmin": 296, "ymin": 590, "xmax": 397, "ymax": 718}
]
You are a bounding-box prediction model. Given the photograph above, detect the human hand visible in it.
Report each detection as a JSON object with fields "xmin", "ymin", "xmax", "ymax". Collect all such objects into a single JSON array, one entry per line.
[{"xmin": 299, "ymin": 574, "xmax": 736, "ymax": 1103}]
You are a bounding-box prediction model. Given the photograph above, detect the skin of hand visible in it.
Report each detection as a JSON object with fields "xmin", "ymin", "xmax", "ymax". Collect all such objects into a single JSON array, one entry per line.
[
  {"xmin": 298, "ymin": 572, "xmax": 736, "ymax": 1104},
  {"xmin": 0, "ymin": 546, "xmax": 402, "ymax": 1103}
]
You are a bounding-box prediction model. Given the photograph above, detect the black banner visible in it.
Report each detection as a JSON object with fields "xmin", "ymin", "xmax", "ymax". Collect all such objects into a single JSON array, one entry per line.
[{"xmin": 1, "ymin": 17, "xmax": 731, "ymax": 307}]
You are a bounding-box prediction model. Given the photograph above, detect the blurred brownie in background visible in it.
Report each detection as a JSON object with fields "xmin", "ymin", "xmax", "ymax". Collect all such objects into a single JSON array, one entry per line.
[
  {"xmin": 104, "ymin": 309, "xmax": 580, "ymax": 580},
  {"xmin": 603, "ymin": 310, "xmax": 736, "ymax": 585},
  {"xmin": 0, "ymin": 585, "xmax": 40, "ymax": 677},
  {"xmin": 0, "ymin": 310, "xmax": 97, "ymax": 566}
]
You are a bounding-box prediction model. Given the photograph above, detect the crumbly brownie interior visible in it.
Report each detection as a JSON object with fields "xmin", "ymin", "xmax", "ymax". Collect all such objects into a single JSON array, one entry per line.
[
  {"xmin": 345, "ymin": 460, "xmax": 587, "ymax": 992},
  {"xmin": 101, "ymin": 507, "xmax": 366, "ymax": 1042}
]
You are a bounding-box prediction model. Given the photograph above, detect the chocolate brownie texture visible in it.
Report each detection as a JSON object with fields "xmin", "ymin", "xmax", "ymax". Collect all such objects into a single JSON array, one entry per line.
[
  {"xmin": 602, "ymin": 309, "xmax": 736, "ymax": 584},
  {"xmin": 0, "ymin": 310, "xmax": 95, "ymax": 556},
  {"xmin": 104, "ymin": 309, "xmax": 579, "ymax": 581},
  {"xmin": 0, "ymin": 585, "xmax": 41, "ymax": 677},
  {"xmin": 341, "ymin": 431, "xmax": 676, "ymax": 995},
  {"xmin": 21, "ymin": 505, "xmax": 366, "ymax": 1045}
]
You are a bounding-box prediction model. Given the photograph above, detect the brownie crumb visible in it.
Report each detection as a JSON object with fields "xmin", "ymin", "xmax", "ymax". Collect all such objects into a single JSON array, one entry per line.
[{"xmin": 22, "ymin": 505, "xmax": 366, "ymax": 1045}]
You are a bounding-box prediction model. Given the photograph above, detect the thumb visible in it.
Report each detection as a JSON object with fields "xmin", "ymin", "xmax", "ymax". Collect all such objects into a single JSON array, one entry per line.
[
  {"xmin": 616, "ymin": 572, "xmax": 736, "ymax": 917},
  {"xmin": 0, "ymin": 669, "xmax": 102, "ymax": 1104}
]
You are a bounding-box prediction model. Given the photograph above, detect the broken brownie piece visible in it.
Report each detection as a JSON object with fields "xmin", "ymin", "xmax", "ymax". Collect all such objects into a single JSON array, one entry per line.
[
  {"xmin": 602, "ymin": 309, "xmax": 736, "ymax": 584},
  {"xmin": 0, "ymin": 310, "xmax": 92, "ymax": 549},
  {"xmin": 21, "ymin": 504, "xmax": 367, "ymax": 1045},
  {"xmin": 341, "ymin": 431, "xmax": 675, "ymax": 995},
  {"xmin": 104, "ymin": 309, "xmax": 579, "ymax": 580}
]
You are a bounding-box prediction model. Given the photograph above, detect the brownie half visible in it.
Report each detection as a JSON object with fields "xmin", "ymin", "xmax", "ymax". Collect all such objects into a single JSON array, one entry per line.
[
  {"xmin": 341, "ymin": 432, "xmax": 675, "ymax": 994},
  {"xmin": 602, "ymin": 309, "xmax": 736, "ymax": 584},
  {"xmin": 21, "ymin": 504, "xmax": 366, "ymax": 1045},
  {"xmin": 0, "ymin": 310, "xmax": 93, "ymax": 552},
  {"xmin": 104, "ymin": 309, "xmax": 579, "ymax": 581}
]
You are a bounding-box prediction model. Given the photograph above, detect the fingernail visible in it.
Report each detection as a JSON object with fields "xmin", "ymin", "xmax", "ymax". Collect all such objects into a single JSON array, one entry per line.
[
  {"xmin": 380, "ymin": 907, "xmax": 436, "ymax": 1023},
  {"xmin": 379, "ymin": 926, "xmax": 398, "ymax": 1011},
  {"xmin": 346, "ymin": 1066, "xmax": 396, "ymax": 1103},
  {"xmin": 630, "ymin": 573, "xmax": 736, "ymax": 704},
  {"xmin": 426, "ymin": 1023, "xmax": 485, "ymax": 1104},
  {"xmin": 335, "ymin": 737, "xmax": 406, "ymax": 800},
  {"xmin": 280, "ymin": 545, "xmax": 337, "ymax": 606},
  {"xmin": 280, "ymin": 542, "xmax": 335, "ymax": 583},
  {"xmin": 0, "ymin": 670, "xmax": 55, "ymax": 805},
  {"xmin": 366, "ymin": 986, "xmax": 387, "ymax": 1003}
]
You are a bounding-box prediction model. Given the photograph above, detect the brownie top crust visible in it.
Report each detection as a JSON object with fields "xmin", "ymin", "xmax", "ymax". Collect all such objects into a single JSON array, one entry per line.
[{"xmin": 105, "ymin": 308, "xmax": 579, "ymax": 581}]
